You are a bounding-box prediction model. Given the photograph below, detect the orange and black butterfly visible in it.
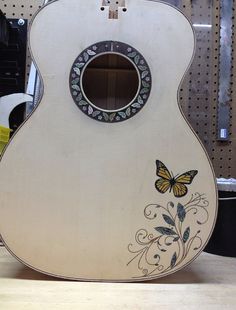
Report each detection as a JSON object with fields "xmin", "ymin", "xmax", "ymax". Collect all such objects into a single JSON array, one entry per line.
[{"xmin": 155, "ymin": 160, "xmax": 198, "ymax": 198}]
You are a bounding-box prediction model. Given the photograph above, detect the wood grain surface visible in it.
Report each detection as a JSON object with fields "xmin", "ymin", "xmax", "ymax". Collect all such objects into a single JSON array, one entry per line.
[
  {"xmin": 0, "ymin": 0, "xmax": 217, "ymax": 281},
  {"xmin": 0, "ymin": 246, "xmax": 236, "ymax": 309}
]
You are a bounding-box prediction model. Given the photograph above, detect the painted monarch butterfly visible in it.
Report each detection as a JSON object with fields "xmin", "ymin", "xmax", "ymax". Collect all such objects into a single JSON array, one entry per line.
[{"xmin": 155, "ymin": 160, "xmax": 198, "ymax": 198}]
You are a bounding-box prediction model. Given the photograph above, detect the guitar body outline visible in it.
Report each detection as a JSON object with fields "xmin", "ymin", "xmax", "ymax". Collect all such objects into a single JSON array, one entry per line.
[{"xmin": 0, "ymin": 0, "xmax": 218, "ymax": 282}]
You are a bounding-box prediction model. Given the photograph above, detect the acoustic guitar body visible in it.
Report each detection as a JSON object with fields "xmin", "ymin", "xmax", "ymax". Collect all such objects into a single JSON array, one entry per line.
[{"xmin": 0, "ymin": 0, "xmax": 217, "ymax": 281}]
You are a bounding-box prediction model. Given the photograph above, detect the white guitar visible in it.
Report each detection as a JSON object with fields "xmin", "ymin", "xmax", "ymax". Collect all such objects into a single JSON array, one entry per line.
[{"xmin": 0, "ymin": 0, "xmax": 217, "ymax": 281}]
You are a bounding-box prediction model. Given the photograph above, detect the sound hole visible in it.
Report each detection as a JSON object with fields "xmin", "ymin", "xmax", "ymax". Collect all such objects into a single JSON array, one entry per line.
[{"xmin": 82, "ymin": 54, "xmax": 140, "ymax": 111}]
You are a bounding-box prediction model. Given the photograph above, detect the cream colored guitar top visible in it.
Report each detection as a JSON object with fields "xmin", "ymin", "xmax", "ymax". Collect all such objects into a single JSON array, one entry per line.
[{"xmin": 0, "ymin": 0, "xmax": 217, "ymax": 281}]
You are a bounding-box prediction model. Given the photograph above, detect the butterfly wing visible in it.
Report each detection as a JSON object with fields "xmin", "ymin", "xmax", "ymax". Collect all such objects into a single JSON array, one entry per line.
[
  {"xmin": 155, "ymin": 160, "xmax": 172, "ymax": 194},
  {"xmin": 156, "ymin": 160, "xmax": 172, "ymax": 180},
  {"xmin": 175, "ymin": 170, "xmax": 198, "ymax": 184},
  {"xmin": 172, "ymin": 170, "xmax": 198, "ymax": 198},
  {"xmin": 155, "ymin": 178, "xmax": 171, "ymax": 194},
  {"xmin": 172, "ymin": 182, "xmax": 188, "ymax": 198}
]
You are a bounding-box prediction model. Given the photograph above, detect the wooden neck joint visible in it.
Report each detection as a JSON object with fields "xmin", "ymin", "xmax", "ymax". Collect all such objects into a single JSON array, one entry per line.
[{"xmin": 102, "ymin": 0, "xmax": 126, "ymax": 19}]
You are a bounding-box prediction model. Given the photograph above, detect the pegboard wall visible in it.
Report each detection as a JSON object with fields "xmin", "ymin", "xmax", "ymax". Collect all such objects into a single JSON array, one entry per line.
[
  {"xmin": 0, "ymin": 0, "xmax": 235, "ymax": 178},
  {"xmin": 0, "ymin": 0, "xmax": 44, "ymax": 80},
  {"xmin": 178, "ymin": 0, "xmax": 235, "ymax": 179}
]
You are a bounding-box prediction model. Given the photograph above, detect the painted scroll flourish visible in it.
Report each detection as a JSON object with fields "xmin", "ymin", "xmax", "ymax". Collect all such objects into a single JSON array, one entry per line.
[{"xmin": 127, "ymin": 192, "xmax": 209, "ymax": 278}]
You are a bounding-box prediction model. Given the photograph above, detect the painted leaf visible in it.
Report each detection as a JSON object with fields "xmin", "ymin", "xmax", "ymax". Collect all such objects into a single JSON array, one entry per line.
[
  {"xmin": 171, "ymin": 252, "xmax": 177, "ymax": 268},
  {"xmin": 173, "ymin": 236, "xmax": 180, "ymax": 242},
  {"xmin": 138, "ymin": 96, "xmax": 144, "ymax": 104},
  {"xmin": 177, "ymin": 203, "xmax": 186, "ymax": 222},
  {"xmin": 132, "ymin": 102, "xmax": 141, "ymax": 109},
  {"xmin": 72, "ymin": 78, "xmax": 80, "ymax": 85},
  {"xmin": 183, "ymin": 227, "xmax": 190, "ymax": 243},
  {"xmin": 126, "ymin": 107, "xmax": 131, "ymax": 117},
  {"xmin": 83, "ymin": 52, "xmax": 89, "ymax": 62},
  {"xmin": 142, "ymin": 81, "xmax": 150, "ymax": 88},
  {"xmin": 134, "ymin": 55, "xmax": 140, "ymax": 64},
  {"xmin": 109, "ymin": 113, "xmax": 116, "ymax": 122},
  {"xmin": 127, "ymin": 52, "xmax": 137, "ymax": 58},
  {"xmin": 78, "ymin": 100, "xmax": 87, "ymax": 106},
  {"xmin": 76, "ymin": 93, "xmax": 82, "ymax": 102},
  {"xmin": 138, "ymin": 65, "xmax": 147, "ymax": 71},
  {"xmin": 154, "ymin": 227, "xmax": 176, "ymax": 235},
  {"xmin": 88, "ymin": 105, "xmax": 93, "ymax": 115},
  {"xmin": 71, "ymin": 85, "xmax": 80, "ymax": 91},
  {"xmin": 75, "ymin": 62, "xmax": 85, "ymax": 68},
  {"xmin": 141, "ymin": 71, "xmax": 149, "ymax": 79},
  {"xmin": 73, "ymin": 67, "xmax": 81, "ymax": 75},
  {"xmin": 162, "ymin": 214, "xmax": 175, "ymax": 227},
  {"xmin": 103, "ymin": 112, "xmax": 109, "ymax": 121},
  {"xmin": 87, "ymin": 49, "xmax": 96, "ymax": 56},
  {"xmin": 140, "ymin": 88, "xmax": 149, "ymax": 94},
  {"xmin": 118, "ymin": 112, "xmax": 127, "ymax": 119},
  {"xmin": 169, "ymin": 202, "xmax": 175, "ymax": 208},
  {"xmin": 92, "ymin": 111, "xmax": 101, "ymax": 118}
]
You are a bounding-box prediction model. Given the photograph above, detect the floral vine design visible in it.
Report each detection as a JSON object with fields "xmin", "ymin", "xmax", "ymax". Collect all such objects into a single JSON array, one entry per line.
[{"xmin": 127, "ymin": 192, "xmax": 209, "ymax": 278}]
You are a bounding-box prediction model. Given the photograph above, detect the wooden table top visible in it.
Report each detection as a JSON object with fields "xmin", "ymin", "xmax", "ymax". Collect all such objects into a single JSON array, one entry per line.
[{"xmin": 0, "ymin": 246, "xmax": 236, "ymax": 309}]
